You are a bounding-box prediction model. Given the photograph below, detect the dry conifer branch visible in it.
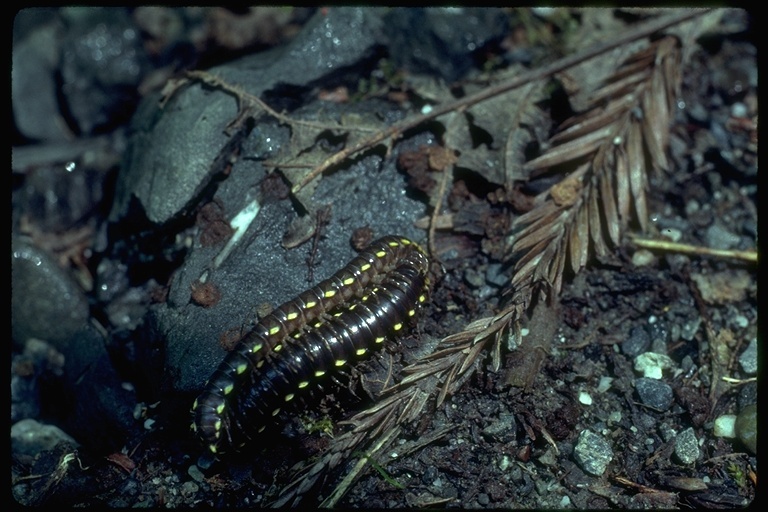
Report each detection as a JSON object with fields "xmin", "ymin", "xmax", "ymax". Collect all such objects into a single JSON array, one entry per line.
[
  {"xmin": 291, "ymin": 8, "xmax": 709, "ymax": 193},
  {"xmin": 506, "ymin": 34, "xmax": 683, "ymax": 305}
]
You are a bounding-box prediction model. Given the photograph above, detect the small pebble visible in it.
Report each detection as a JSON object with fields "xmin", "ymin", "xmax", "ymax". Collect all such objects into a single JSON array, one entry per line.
[
  {"xmin": 634, "ymin": 352, "xmax": 676, "ymax": 379},
  {"xmin": 733, "ymin": 315, "xmax": 749, "ymax": 329},
  {"xmin": 674, "ymin": 428, "xmax": 700, "ymax": 464},
  {"xmin": 463, "ymin": 268, "xmax": 485, "ymax": 288},
  {"xmin": 681, "ymin": 317, "xmax": 701, "ymax": 341},
  {"xmin": 623, "ymin": 326, "xmax": 651, "ymax": 357},
  {"xmin": 660, "ymin": 227, "xmax": 682, "ymax": 243},
  {"xmin": 187, "ymin": 464, "xmax": 205, "ymax": 483},
  {"xmin": 730, "ymin": 102, "xmax": 748, "ymax": 118},
  {"xmin": 485, "ymin": 263, "xmax": 508, "ymax": 288},
  {"xmin": 631, "ymin": 249, "xmax": 656, "ymax": 267},
  {"xmin": 705, "ymin": 222, "xmax": 741, "ymax": 250},
  {"xmin": 573, "ymin": 430, "xmax": 613, "ymax": 476},
  {"xmin": 635, "ymin": 377, "xmax": 674, "ymax": 411},
  {"xmin": 713, "ymin": 415, "xmax": 737, "ymax": 439},
  {"xmin": 597, "ymin": 376, "xmax": 613, "ymax": 394},
  {"xmin": 684, "ymin": 199, "xmax": 700, "ymax": 215},
  {"xmin": 738, "ymin": 338, "xmax": 757, "ymax": 375}
]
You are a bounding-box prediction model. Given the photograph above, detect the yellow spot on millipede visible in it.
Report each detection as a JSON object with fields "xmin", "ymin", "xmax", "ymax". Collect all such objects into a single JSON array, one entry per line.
[
  {"xmin": 216, "ymin": 403, "xmax": 225, "ymax": 414},
  {"xmin": 224, "ymin": 384, "xmax": 234, "ymax": 395},
  {"xmin": 287, "ymin": 311, "xmax": 298, "ymax": 320},
  {"xmin": 257, "ymin": 360, "xmax": 264, "ymax": 368},
  {"xmin": 360, "ymin": 263, "xmax": 371, "ymax": 272},
  {"xmin": 375, "ymin": 337, "xmax": 385, "ymax": 344},
  {"xmin": 408, "ymin": 309, "xmax": 415, "ymax": 317},
  {"xmin": 251, "ymin": 343, "xmax": 263, "ymax": 353},
  {"xmin": 272, "ymin": 408, "xmax": 281, "ymax": 416},
  {"xmin": 210, "ymin": 445, "xmax": 218, "ymax": 454},
  {"xmin": 269, "ymin": 326, "xmax": 280, "ymax": 336},
  {"xmin": 394, "ymin": 323, "xmax": 403, "ymax": 331},
  {"xmin": 343, "ymin": 277, "xmax": 354, "ymax": 286},
  {"xmin": 375, "ymin": 250, "xmax": 386, "ymax": 258},
  {"xmin": 356, "ymin": 348, "xmax": 366, "ymax": 356},
  {"xmin": 335, "ymin": 360, "xmax": 346, "ymax": 367},
  {"xmin": 214, "ymin": 418, "xmax": 222, "ymax": 431},
  {"xmin": 237, "ymin": 363, "xmax": 247, "ymax": 374},
  {"xmin": 298, "ymin": 381, "xmax": 309, "ymax": 388},
  {"xmin": 324, "ymin": 289, "xmax": 336, "ymax": 298},
  {"xmin": 315, "ymin": 370, "xmax": 325, "ymax": 377},
  {"xmin": 388, "ymin": 241, "xmax": 399, "ymax": 247},
  {"xmin": 285, "ymin": 393, "xmax": 294, "ymax": 402},
  {"xmin": 306, "ymin": 301, "xmax": 317, "ymax": 309}
]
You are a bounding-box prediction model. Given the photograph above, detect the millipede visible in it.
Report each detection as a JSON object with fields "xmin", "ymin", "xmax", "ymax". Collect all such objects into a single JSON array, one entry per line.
[{"xmin": 192, "ymin": 235, "xmax": 430, "ymax": 457}]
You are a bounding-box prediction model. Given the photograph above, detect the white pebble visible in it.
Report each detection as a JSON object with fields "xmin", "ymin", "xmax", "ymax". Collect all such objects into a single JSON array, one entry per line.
[{"xmin": 713, "ymin": 415, "xmax": 737, "ymax": 438}]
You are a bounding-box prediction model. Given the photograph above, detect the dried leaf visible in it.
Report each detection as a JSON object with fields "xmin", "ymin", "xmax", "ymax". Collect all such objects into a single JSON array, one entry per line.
[
  {"xmin": 586, "ymin": 67, "xmax": 649, "ymax": 106},
  {"xmin": 551, "ymin": 96, "xmax": 630, "ymax": 144},
  {"xmin": 513, "ymin": 197, "xmax": 559, "ymax": 227},
  {"xmin": 548, "ymin": 239, "xmax": 567, "ymax": 297},
  {"xmin": 511, "ymin": 244, "xmax": 546, "ymax": 289},
  {"xmin": 456, "ymin": 145, "xmax": 503, "ymax": 184},
  {"xmin": 575, "ymin": 196, "xmax": 590, "ymax": 271},
  {"xmin": 614, "ymin": 144, "xmax": 631, "ymax": 226},
  {"xmin": 626, "ymin": 119, "xmax": 648, "ymax": 231},
  {"xmin": 524, "ymin": 123, "xmax": 613, "ymax": 172},
  {"xmin": 512, "ymin": 211, "xmax": 564, "ymax": 253},
  {"xmin": 643, "ymin": 92, "xmax": 665, "ymax": 167},
  {"xmin": 599, "ymin": 161, "xmax": 621, "ymax": 245},
  {"xmin": 587, "ymin": 182, "xmax": 602, "ymax": 254},
  {"xmin": 407, "ymin": 74, "xmax": 454, "ymax": 104},
  {"xmin": 503, "ymin": 83, "xmax": 550, "ymax": 184},
  {"xmin": 442, "ymin": 111, "xmax": 471, "ymax": 152}
]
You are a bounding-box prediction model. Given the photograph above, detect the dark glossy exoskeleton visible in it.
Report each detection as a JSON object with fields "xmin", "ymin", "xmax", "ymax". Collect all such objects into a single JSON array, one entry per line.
[{"xmin": 192, "ymin": 236, "xmax": 430, "ymax": 456}]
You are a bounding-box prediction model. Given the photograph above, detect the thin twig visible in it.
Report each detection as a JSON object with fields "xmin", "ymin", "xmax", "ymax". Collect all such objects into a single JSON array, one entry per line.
[
  {"xmin": 630, "ymin": 235, "xmax": 757, "ymax": 263},
  {"xmin": 291, "ymin": 8, "xmax": 710, "ymax": 193},
  {"xmin": 428, "ymin": 164, "xmax": 452, "ymax": 259},
  {"xmin": 185, "ymin": 70, "xmax": 378, "ymax": 134}
]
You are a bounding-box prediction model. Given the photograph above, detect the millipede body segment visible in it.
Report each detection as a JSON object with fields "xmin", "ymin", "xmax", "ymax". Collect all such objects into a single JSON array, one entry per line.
[{"xmin": 192, "ymin": 236, "xmax": 430, "ymax": 456}]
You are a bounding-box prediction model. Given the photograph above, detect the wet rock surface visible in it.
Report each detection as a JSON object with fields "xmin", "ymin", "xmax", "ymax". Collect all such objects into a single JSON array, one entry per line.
[
  {"xmin": 110, "ymin": 7, "xmax": 386, "ymax": 225},
  {"xmin": 12, "ymin": 238, "xmax": 138, "ymax": 453},
  {"xmin": 12, "ymin": 237, "xmax": 90, "ymax": 346}
]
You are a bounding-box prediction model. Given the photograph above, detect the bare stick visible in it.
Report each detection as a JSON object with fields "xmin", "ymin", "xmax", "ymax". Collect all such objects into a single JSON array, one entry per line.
[{"xmin": 630, "ymin": 235, "xmax": 757, "ymax": 263}]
